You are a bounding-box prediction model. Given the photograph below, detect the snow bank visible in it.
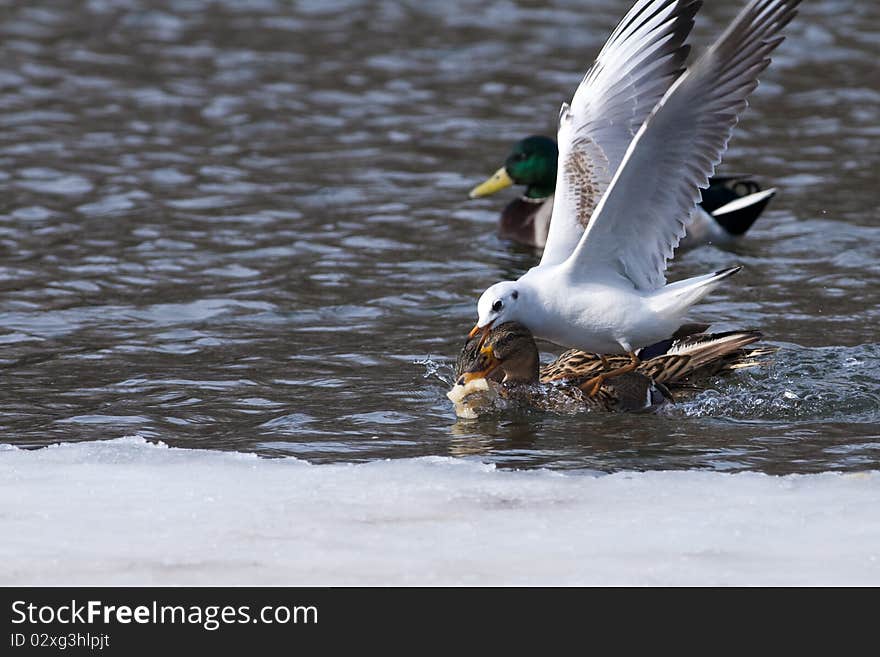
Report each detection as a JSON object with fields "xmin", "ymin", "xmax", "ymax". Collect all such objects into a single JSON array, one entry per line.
[{"xmin": 1, "ymin": 437, "xmax": 878, "ymax": 585}]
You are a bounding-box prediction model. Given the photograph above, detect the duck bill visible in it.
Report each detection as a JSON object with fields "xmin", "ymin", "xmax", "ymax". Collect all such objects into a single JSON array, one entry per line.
[
  {"xmin": 469, "ymin": 167, "xmax": 514, "ymax": 199},
  {"xmin": 460, "ymin": 346, "xmax": 503, "ymax": 385}
]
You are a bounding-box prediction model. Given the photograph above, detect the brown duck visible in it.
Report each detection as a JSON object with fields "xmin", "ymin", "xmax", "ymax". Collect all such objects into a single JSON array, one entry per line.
[{"xmin": 450, "ymin": 321, "xmax": 770, "ymax": 416}]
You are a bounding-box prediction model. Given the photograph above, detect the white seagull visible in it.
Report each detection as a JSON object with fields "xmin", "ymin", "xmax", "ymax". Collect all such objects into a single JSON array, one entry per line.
[{"xmin": 469, "ymin": 0, "xmax": 800, "ymax": 391}]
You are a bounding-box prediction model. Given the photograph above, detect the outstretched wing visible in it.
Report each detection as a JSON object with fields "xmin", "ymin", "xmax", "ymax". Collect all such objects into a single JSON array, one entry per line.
[
  {"xmin": 540, "ymin": 0, "xmax": 701, "ymax": 267},
  {"xmin": 567, "ymin": 0, "xmax": 800, "ymax": 290}
]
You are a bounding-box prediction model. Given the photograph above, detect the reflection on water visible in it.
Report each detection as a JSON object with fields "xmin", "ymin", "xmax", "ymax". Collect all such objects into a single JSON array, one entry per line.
[{"xmin": 0, "ymin": 0, "xmax": 878, "ymax": 474}]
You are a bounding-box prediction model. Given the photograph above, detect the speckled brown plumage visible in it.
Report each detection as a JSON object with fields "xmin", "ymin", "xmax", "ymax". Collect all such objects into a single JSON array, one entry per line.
[
  {"xmin": 562, "ymin": 139, "xmax": 604, "ymax": 230},
  {"xmin": 453, "ymin": 322, "xmax": 771, "ymax": 414}
]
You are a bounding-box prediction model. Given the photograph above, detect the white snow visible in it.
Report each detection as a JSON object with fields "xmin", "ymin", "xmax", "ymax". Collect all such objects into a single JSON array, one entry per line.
[{"xmin": 1, "ymin": 436, "xmax": 878, "ymax": 586}]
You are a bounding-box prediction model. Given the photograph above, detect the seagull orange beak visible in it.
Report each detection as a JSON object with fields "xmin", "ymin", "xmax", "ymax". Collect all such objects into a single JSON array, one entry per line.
[{"xmin": 468, "ymin": 321, "xmax": 494, "ymax": 349}]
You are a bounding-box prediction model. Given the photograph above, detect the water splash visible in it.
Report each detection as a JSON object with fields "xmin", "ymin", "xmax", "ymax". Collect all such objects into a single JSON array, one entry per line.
[
  {"xmin": 669, "ymin": 343, "xmax": 880, "ymax": 423},
  {"xmin": 415, "ymin": 357, "xmax": 456, "ymax": 386}
]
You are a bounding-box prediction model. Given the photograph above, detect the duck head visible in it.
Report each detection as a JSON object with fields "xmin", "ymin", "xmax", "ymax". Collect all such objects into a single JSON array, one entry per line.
[
  {"xmin": 456, "ymin": 322, "xmax": 540, "ymax": 386},
  {"xmin": 469, "ymin": 135, "xmax": 558, "ymax": 201}
]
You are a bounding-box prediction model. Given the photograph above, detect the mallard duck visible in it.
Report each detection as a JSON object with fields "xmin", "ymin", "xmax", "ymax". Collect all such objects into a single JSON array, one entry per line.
[
  {"xmin": 448, "ymin": 321, "xmax": 770, "ymax": 418},
  {"xmin": 469, "ymin": 135, "xmax": 776, "ymax": 249}
]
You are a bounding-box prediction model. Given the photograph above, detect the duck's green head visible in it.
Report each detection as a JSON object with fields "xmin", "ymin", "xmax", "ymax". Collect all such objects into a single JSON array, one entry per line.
[{"xmin": 469, "ymin": 135, "xmax": 558, "ymax": 201}]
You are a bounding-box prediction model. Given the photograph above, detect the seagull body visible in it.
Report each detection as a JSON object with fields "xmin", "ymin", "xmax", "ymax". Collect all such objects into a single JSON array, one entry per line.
[
  {"xmin": 471, "ymin": 0, "xmax": 801, "ymax": 357},
  {"xmin": 478, "ymin": 265, "xmax": 740, "ymax": 354}
]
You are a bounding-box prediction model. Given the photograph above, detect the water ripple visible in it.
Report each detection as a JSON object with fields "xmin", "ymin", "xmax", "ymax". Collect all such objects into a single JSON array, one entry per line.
[{"xmin": 0, "ymin": 0, "xmax": 877, "ymax": 473}]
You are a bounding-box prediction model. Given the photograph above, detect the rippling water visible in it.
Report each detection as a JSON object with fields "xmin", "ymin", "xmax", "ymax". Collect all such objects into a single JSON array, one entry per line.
[{"xmin": 0, "ymin": 0, "xmax": 877, "ymax": 474}]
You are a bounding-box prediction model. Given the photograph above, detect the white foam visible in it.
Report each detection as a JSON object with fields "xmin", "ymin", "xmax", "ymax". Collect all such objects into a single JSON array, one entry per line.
[{"xmin": 1, "ymin": 437, "xmax": 878, "ymax": 585}]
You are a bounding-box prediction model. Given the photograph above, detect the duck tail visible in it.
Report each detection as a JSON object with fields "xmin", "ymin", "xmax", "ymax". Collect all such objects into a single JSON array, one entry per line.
[
  {"xmin": 639, "ymin": 330, "xmax": 772, "ymax": 383},
  {"xmin": 700, "ymin": 174, "xmax": 760, "ymax": 211},
  {"xmin": 711, "ymin": 187, "xmax": 777, "ymax": 236}
]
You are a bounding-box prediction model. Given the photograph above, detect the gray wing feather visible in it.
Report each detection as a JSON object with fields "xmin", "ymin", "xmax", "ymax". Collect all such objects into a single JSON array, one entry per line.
[
  {"xmin": 540, "ymin": 0, "xmax": 701, "ymax": 267},
  {"xmin": 568, "ymin": 0, "xmax": 801, "ymax": 290}
]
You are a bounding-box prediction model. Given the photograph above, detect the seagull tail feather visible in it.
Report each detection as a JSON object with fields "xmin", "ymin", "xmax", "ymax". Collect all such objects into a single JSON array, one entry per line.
[{"xmin": 648, "ymin": 266, "xmax": 742, "ymax": 320}]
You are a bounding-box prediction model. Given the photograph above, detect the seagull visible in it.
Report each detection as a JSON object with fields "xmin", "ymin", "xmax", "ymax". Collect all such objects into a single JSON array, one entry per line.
[{"xmin": 469, "ymin": 0, "xmax": 800, "ymax": 393}]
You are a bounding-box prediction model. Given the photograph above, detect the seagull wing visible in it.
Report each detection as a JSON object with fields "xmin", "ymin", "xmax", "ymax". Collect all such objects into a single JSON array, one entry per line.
[
  {"xmin": 540, "ymin": 0, "xmax": 701, "ymax": 267},
  {"xmin": 566, "ymin": 0, "xmax": 800, "ymax": 290}
]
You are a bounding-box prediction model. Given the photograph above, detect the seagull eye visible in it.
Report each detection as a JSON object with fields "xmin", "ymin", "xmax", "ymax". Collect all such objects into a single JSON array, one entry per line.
[
  {"xmin": 512, "ymin": 290, "xmax": 518, "ymax": 300},
  {"xmin": 492, "ymin": 300, "xmax": 503, "ymax": 313}
]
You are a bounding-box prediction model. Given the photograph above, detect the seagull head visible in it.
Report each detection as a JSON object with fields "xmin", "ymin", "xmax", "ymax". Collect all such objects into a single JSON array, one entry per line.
[{"xmin": 468, "ymin": 281, "xmax": 522, "ymax": 343}]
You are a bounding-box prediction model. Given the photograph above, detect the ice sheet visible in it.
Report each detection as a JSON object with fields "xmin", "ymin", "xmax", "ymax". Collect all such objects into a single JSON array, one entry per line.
[{"xmin": 1, "ymin": 437, "xmax": 878, "ymax": 585}]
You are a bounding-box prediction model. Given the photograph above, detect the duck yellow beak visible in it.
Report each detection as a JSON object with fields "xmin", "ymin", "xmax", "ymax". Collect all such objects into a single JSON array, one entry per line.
[
  {"xmin": 469, "ymin": 167, "xmax": 514, "ymax": 199},
  {"xmin": 460, "ymin": 345, "xmax": 503, "ymax": 385}
]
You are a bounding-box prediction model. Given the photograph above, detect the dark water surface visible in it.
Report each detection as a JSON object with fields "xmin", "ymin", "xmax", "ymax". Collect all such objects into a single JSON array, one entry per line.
[{"xmin": 1, "ymin": 0, "xmax": 878, "ymax": 474}]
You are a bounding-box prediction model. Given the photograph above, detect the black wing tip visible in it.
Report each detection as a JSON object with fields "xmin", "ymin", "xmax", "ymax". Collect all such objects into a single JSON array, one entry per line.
[
  {"xmin": 672, "ymin": 0, "xmax": 702, "ymax": 43},
  {"xmin": 680, "ymin": 0, "xmax": 703, "ymax": 19},
  {"xmin": 673, "ymin": 322, "xmax": 712, "ymax": 339},
  {"xmin": 714, "ymin": 265, "xmax": 743, "ymax": 279},
  {"xmin": 704, "ymin": 329, "xmax": 764, "ymax": 342}
]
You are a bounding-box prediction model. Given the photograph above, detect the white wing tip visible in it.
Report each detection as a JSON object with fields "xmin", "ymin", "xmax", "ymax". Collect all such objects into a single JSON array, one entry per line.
[{"xmin": 558, "ymin": 102, "xmax": 571, "ymax": 127}]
